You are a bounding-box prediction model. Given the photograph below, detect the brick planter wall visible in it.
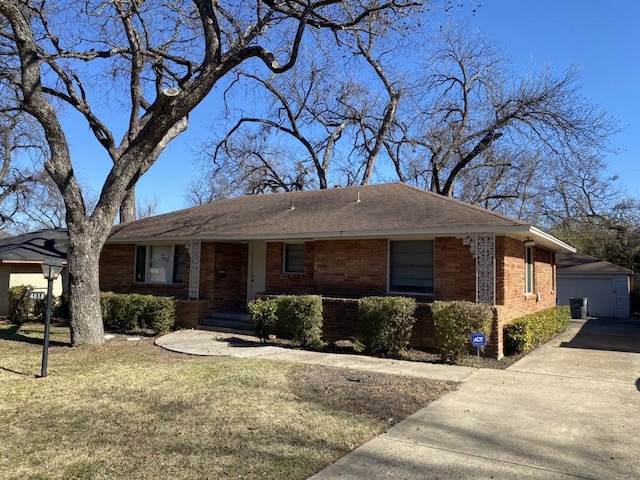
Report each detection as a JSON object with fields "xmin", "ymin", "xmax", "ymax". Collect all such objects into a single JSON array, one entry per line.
[
  {"xmin": 313, "ymin": 297, "xmax": 439, "ymax": 352},
  {"xmin": 321, "ymin": 297, "xmax": 360, "ymax": 342},
  {"xmin": 175, "ymin": 299, "xmax": 216, "ymax": 329}
]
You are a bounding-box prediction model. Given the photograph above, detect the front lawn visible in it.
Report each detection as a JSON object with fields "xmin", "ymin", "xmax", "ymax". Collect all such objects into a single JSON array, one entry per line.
[{"xmin": 0, "ymin": 322, "xmax": 455, "ymax": 479}]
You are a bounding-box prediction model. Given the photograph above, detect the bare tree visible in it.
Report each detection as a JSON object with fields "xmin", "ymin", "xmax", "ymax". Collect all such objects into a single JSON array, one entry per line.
[
  {"xmin": 0, "ymin": 110, "xmax": 47, "ymax": 232},
  {"xmin": 195, "ymin": 20, "xmax": 618, "ymax": 225},
  {"xmin": 136, "ymin": 195, "xmax": 162, "ymax": 220},
  {"xmin": 389, "ymin": 23, "xmax": 617, "ymax": 206},
  {"xmin": 539, "ymin": 155, "xmax": 640, "ymax": 269},
  {"xmin": 189, "ymin": 8, "xmax": 414, "ymax": 201},
  {"xmin": 0, "ymin": 0, "xmax": 423, "ymax": 345}
]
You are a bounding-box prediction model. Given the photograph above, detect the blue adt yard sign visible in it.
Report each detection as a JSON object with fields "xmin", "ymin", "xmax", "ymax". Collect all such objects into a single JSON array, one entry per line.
[
  {"xmin": 471, "ymin": 332, "xmax": 487, "ymax": 368},
  {"xmin": 471, "ymin": 332, "xmax": 487, "ymax": 348}
]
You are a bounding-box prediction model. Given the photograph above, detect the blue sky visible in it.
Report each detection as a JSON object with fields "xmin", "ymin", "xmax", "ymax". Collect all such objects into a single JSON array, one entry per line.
[{"xmin": 68, "ymin": 0, "xmax": 640, "ymax": 214}]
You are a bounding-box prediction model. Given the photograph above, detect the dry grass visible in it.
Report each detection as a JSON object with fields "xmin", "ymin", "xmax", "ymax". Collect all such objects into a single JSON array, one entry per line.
[{"xmin": 0, "ymin": 322, "xmax": 455, "ymax": 480}]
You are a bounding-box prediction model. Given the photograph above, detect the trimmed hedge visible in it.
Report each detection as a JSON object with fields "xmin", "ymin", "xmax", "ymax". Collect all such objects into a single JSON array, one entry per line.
[
  {"xmin": 248, "ymin": 298, "xmax": 278, "ymax": 342},
  {"xmin": 100, "ymin": 293, "xmax": 175, "ymax": 334},
  {"xmin": 432, "ymin": 300, "xmax": 493, "ymax": 364},
  {"xmin": 503, "ymin": 305, "xmax": 570, "ymax": 355},
  {"xmin": 358, "ymin": 296, "xmax": 417, "ymax": 356},
  {"xmin": 276, "ymin": 295, "xmax": 325, "ymax": 349}
]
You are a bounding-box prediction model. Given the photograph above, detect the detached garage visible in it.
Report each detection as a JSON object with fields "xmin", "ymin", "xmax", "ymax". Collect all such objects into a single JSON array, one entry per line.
[{"xmin": 556, "ymin": 252, "xmax": 632, "ymax": 319}]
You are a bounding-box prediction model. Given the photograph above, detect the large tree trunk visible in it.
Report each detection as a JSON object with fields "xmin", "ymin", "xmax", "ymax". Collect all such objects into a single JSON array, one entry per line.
[
  {"xmin": 119, "ymin": 188, "xmax": 136, "ymax": 223},
  {"xmin": 66, "ymin": 225, "xmax": 106, "ymax": 345}
]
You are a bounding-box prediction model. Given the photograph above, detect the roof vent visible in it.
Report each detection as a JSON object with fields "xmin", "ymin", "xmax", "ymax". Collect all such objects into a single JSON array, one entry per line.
[{"xmin": 355, "ymin": 191, "xmax": 361, "ymax": 203}]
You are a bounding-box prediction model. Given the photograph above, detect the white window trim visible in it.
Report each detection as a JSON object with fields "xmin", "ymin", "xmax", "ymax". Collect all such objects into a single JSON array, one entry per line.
[
  {"xmin": 387, "ymin": 238, "xmax": 435, "ymax": 295},
  {"xmin": 134, "ymin": 244, "xmax": 185, "ymax": 285},
  {"xmin": 283, "ymin": 242, "xmax": 305, "ymax": 275}
]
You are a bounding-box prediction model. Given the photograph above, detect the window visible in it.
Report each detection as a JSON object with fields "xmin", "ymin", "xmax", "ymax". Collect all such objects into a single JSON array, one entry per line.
[
  {"xmin": 284, "ymin": 243, "xmax": 304, "ymax": 273},
  {"xmin": 389, "ymin": 240, "xmax": 434, "ymax": 294},
  {"xmin": 525, "ymin": 246, "xmax": 534, "ymax": 294},
  {"xmin": 135, "ymin": 244, "xmax": 186, "ymax": 284}
]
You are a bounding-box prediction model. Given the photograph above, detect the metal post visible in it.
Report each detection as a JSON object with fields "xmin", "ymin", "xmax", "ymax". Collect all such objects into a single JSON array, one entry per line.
[{"xmin": 40, "ymin": 276, "xmax": 54, "ymax": 378}]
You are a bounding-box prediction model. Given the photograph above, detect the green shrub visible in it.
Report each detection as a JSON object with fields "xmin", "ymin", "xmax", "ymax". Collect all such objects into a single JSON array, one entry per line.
[
  {"xmin": 358, "ymin": 296, "xmax": 417, "ymax": 356},
  {"xmin": 248, "ymin": 298, "xmax": 278, "ymax": 341},
  {"xmin": 146, "ymin": 297, "xmax": 175, "ymax": 333},
  {"xmin": 101, "ymin": 292, "xmax": 137, "ymax": 332},
  {"xmin": 33, "ymin": 298, "xmax": 48, "ymax": 322},
  {"xmin": 503, "ymin": 305, "xmax": 570, "ymax": 355},
  {"xmin": 275, "ymin": 295, "xmax": 325, "ymax": 349},
  {"xmin": 432, "ymin": 300, "xmax": 493, "ymax": 364},
  {"xmin": 8, "ymin": 285, "xmax": 35, "ymax": 324},
  {"xmin": 53, "ymin": 293, "xmax": 70, "ymax": 325},
  {"xmin": 100, "ymin": 293, "xmax": 175, "ymax": 334}
]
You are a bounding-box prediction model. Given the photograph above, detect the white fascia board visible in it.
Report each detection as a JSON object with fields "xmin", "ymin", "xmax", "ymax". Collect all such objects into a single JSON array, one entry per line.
[
  {"xmin": 106, "ymin": 225, "xmax": 529, "ymax": 244},
  {"xmin": 527, "ymin": 226, "xmax": 576, "ymax": 253},
  {"xmin": 105, "ymin": 224, "xmax": 576, "ymax": 250}
]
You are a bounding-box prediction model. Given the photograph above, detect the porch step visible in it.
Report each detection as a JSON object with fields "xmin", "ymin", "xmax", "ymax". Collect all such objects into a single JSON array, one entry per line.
[{"xmin": 199, "ymin": 310, "xmax": 253, "ymax": 335}]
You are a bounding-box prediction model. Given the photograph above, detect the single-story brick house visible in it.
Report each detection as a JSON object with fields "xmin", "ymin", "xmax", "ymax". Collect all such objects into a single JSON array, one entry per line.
[{"xmin": 101, "ymin": 182, "xmax": 575, "ymax": 358}]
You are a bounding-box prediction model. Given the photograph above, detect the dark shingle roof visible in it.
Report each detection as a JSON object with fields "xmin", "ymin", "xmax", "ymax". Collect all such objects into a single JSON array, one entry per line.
[
  {"xmin": 0, "ymin": 229, "xmax": 68, "ymax": 262},
  {"xmin": 557, "ymin": 252, "xmax": 633, "ymax": 275},
  {"xmin": 109, "ymin": 183, "xmax": 532, "ymax": 242}
]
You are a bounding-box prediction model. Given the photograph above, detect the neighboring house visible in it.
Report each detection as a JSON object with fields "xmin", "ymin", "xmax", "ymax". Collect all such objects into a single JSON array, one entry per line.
[
  {"xmin": 0, "ymin": 229, "xmax": 68, "ymax": 316},
  {"xmin": 101, "ymin": 182, "xmax": 575, "ymax": 358},
  {"xmin": 557, "ymin": 252, "xmax": 632, "ymax": 319}
]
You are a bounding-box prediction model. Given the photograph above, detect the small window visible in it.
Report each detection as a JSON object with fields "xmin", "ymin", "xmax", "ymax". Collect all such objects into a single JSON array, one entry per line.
[
  {"xmin": 135, "ymin": 244, "xmax": 186, "ymax": 284},
  {"xmin": 284, "ymin": 243, "xmax": 305, "ymax": 274},
  {"xmin": 525, "ymin": 246, "xmax": 534, "ymax": 294},
  {"xmin": 389, "ymin": 240, "xmax": 434, "ymax": 294}
]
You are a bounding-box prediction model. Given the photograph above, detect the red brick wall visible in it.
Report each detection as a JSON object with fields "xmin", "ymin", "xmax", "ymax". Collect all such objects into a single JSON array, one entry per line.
[
  {"xmin": 102, "ymin": 237, "xmax": 481, "ymax": 305},
  {"xmin": 175, "ymin": 299, "xmax": 216, "ymax": 328},
  {"xmin": 266, "ymin": 242, "xmax": 316, "ymax": 294},
  {"xmin": 321, "ymin": 297, "xmax": 360, "ymax": 341},
  {"xmin": 212, "ymin": 242, "xmax": 247, "ymax": 310},
  {"xmin": 497, "ymin": 237, "xmax": 556, "ymax": 322},
  {"xmin": 99, "ymin": 244, "xmax": 189, "ymax": 298},
  {"xmin": 434, "ymin": 237, "xmax": 476, "ymax": 301},
  {"xmin": 492, "ymin": 237, "xmax": 557, "ymax": 358},
  {"xmin": 99, "ymin": 244, "xmax": 135, "ymax": 292},
  {"xmin": 100, "ymin": 241, "xmax": 249, "ymax": 325},
  {"xmin": 314, "ymin": 239, "xmax": 387, "ymax": 297}
]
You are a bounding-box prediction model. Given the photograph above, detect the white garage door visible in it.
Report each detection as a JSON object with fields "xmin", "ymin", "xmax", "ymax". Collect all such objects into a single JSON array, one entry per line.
[{"xmin": 557, "ymin": 277, "xmax": 615, "ymax": 318}]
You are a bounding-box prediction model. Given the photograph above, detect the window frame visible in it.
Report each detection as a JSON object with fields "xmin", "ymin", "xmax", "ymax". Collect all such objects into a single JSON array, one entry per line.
[
  {"xmin": 387, "ymin": 239, "xmax": 435, "ymax": 295},
  {"xmin": 134, "ymin": 244, "xmax": 186, "ymax": 285},
  {"xmin": 283, "ymin": 243, "xmax": 305, "ymax": 274},
  {"xmin": 524, "ymin": 246, "xmax": 534, "ymax": 294}
]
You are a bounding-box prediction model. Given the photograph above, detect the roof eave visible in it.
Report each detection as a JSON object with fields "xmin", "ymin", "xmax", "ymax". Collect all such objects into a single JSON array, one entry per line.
[
  {"xmin": 106, "ymin": 224, "xmax": 573, "ymax": 248},
  {"xmin": 525, "ymin": 226, "xmax": 576, "ymax": 253}
]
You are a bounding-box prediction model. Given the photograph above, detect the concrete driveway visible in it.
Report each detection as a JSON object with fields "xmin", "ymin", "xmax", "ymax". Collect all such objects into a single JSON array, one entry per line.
[{"xmin": 309, "ymin": 319, "xmax": 640, "ymax": 479}]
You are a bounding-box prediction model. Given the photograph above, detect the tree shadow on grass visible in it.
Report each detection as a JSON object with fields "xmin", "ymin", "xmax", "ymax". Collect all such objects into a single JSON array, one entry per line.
[{"xmin": 0, "ymin": 322, "xmax": 71, "ymax": 347}]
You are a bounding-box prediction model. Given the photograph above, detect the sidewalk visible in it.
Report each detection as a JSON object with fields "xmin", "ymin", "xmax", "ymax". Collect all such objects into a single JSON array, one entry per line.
[
  {"xmin": 155, "ymin": 329, "xmax": 476, "ymax": 383},
  {"xmin": 308, "ymin": 319, "xmax": 640, "ymax": 479}
]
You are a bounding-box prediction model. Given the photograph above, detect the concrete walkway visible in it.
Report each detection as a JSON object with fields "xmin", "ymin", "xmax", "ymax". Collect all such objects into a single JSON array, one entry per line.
[
  {"xmin": 155, "ymin": 329, "xmax": 476, "ymax": 383},
  {"xmin": 309, "ymin": 319, "xmax": 640, "ymax": 480},
  {"xmin": 156, "ymin": 320, "xmax": 640, "ymax": 479}
]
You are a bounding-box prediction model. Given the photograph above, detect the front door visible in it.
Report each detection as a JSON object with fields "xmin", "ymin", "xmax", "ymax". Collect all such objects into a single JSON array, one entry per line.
[{"xmin": 247, "ymin": 241, "xmax": 267, "ymax": 302}]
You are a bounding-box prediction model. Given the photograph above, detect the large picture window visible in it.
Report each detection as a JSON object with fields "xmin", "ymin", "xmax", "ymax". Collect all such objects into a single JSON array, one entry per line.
[
  {"xmin": 135, "ymin": 244, "xmax": 186, "ymax": 284},
  {"xmin": 525, "ymin": 246, "xmax": 534, "ymax": 294},
  {"xmin": 389, "ymin": 240, "xmax": 434, "ymax": 294},
  {"xmin": 284, "ymin": 243, "xmax": 305, "ymax": 274}
]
